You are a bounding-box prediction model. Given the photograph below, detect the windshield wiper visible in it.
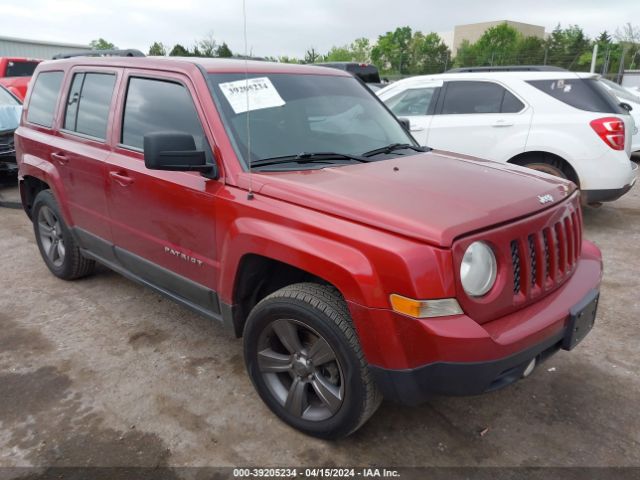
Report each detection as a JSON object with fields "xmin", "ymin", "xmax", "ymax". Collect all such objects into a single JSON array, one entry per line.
[
  {"xmin": 251, "ymin": 152, "xmax": 372, "ymax": 168},
  {"xmin": 361, "ymin": 143, "xmax": 429, "ymax": 158}
]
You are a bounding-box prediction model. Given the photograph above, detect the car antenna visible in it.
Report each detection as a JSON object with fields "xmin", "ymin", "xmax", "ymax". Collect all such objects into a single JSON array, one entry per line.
[{"xmin": 243, "ymin": 0, "xmax": 254, "ymax": 200}]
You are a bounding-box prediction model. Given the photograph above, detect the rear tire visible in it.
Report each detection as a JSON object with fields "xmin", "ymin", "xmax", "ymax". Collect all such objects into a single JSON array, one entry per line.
[
  {"xmin": 243, "ymin": 282, "xmax": 381, "ymax": 439},
  {"xmin": 517, "ymin": 153, "xmax": 577, "ymax": 185},
  {"xmin": 32, "ymin": 190, "xmax": 95, "ymax": 280}
]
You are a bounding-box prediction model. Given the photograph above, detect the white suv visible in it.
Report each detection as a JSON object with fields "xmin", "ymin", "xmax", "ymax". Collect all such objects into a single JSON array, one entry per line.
[{"xmin": 377, "ymin": 71, "xmax": 638, "ymax": 203}]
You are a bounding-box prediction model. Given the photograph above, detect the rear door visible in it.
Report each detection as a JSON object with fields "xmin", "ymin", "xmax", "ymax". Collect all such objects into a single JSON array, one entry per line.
[
  {"xmin": 104, "ymin": 69, "xmax": 224, "ymax": 315},
  {"xmin": 381, "ymin": 82, "xmax": 441, "ymax": 145},
  {"xmin": 55, "ymin": 67, "xmax": 120, "ymax": 244},
  {"xmin": 427, "ymin": 80, "xmax": 532, "ymax": 161}
]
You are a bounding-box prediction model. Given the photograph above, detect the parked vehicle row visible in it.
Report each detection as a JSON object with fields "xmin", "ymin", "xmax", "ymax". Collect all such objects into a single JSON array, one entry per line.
[
  {"xmin": 16, "ymin": 55, "xmax": 602, "ymax": 438},
  {"xmin": 377, "ymin": 70, "xmax": 638, "ymax": 204}
]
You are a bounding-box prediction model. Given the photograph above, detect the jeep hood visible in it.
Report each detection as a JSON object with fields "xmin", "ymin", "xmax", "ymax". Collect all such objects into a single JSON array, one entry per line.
[{"xmin": 248, "ymin": 151, "xmax": 575, "ymax": 247}]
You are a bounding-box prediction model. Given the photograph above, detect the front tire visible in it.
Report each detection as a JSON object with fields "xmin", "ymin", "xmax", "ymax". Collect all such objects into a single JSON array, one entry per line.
[
  {"xmin": 32, "ymin": 190, "xmax": 95, "ymax": 280},
  {"xmin": 243, "ymin": 283, "xmax": 381, "ymax": 439}
]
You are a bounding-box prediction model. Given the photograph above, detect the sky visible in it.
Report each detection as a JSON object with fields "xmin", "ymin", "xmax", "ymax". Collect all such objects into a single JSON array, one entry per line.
[{"xmin": 3, "ymin": 0, "xmax": 640, "ymax": 58}]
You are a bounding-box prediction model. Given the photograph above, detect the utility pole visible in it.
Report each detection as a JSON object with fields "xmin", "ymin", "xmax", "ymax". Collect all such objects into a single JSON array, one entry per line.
[
  {"xmin": 590, "ymin": 43, "xmax": 598, "ymax": 73},
  {"xmin": 602, "ymin": 47, "xmax": 610, "ymax": 76},
  {"xmin": 617, "ymin": 47, "xmax": 627, "ymax": 84},
  {"xmin": 543, "ymin": 46, "xmax": 548, "ymax": 65}
]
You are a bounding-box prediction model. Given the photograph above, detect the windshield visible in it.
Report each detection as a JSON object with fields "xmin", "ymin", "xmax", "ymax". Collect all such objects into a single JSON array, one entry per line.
[
  {"xmin": 0, "ymin": 87, "xmax": 19, "ymax": 106},
  {"xmin": 0, "ymin": 87, "xmax": 21, "ymax": 132},
  {"xmin": 207, "ymin": 73, "xmax": 415, "ymax": 169}
]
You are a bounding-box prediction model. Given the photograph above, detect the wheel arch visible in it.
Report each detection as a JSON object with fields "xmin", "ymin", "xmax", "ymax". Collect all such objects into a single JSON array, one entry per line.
[
  {"xmin": 218, "ymin": 220, "xmax": 381, "ymax": 337},
  {"xmin": 19, "ymin": 157, "xmax": 71, "ymax": 222},
  {"xmin": 508, "ymin": 150, "xmax": 580, "ymax": 187}
]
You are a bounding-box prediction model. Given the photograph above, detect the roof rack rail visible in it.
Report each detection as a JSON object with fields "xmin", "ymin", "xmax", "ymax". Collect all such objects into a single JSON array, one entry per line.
[
  {"xmin": 52, "ymin": 49, "xmax": 145, "ymax": 60},
  {"xmin": 447, "ymin": 65, "xmax": 568, "ymax": 73}
]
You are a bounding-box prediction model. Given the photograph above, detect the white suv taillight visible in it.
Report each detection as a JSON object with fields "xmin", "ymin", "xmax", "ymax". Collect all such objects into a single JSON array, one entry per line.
[{"xmin": 590, "ymin": 117, "xmax": 625, "ymax": 151}]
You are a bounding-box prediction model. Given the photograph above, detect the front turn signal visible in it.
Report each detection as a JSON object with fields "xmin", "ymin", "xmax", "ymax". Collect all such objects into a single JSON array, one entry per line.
[{"xmin": 389, "ymin": 294, "xmax": 463, "ymax": 319}]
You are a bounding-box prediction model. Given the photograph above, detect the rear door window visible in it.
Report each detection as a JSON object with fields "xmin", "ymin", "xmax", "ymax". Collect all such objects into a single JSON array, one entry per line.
[
  {"xmin": 527, "ymin": 78, "xmax": 625, "ymax": 113},
  {"xmin": 121, "ymin": 77, "xmax": 205, "ymax": 150},
  {"xmin": 27, "ymin": 71, "xmax": 64, "ymax": 127},
  {"xmin": 441, "ymin": 81, "xmax": 521, "ymax": 114},
  {"xmin": 64, "ymin": 72, "xmax": 116, "ymax": 140}
]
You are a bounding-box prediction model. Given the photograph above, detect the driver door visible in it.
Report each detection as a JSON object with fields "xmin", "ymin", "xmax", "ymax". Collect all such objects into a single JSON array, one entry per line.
[{"xmin": 104, "ymin": 70, "xmax": 224, "ymax": 315}]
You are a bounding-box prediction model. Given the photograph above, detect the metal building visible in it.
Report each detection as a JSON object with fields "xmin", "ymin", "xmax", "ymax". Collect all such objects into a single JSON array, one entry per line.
[{"xmin": 0, "ymin": 35, "xmax": 90, "ymax": 59}]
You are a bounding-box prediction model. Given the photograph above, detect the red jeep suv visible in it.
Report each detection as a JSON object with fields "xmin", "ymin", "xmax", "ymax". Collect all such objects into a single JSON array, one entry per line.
[{"xmin": 15, "ymin": 57, "xmax": 602, "ymax": 438}]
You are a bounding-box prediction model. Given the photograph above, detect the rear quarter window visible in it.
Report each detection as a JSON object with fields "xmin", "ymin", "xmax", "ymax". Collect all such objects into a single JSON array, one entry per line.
[
  {"xmin": 27, "ymin": 71, "xmax": 64, "ymax": 127},
  {"xmin": 527, "ymin": 78, "xmax": 625, "ymax": 113}
]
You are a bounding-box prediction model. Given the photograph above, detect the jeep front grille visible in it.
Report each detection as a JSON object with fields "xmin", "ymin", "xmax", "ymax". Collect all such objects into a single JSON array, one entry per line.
[{"xmin": 511, "ymin": 209, "xmax": 582, "ymax": 299}]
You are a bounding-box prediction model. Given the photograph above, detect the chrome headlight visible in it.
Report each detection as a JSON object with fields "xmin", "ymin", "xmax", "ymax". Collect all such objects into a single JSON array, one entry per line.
[{"xmin": 460, "ymin": 241, "xmax": 497, "ymax": 297}]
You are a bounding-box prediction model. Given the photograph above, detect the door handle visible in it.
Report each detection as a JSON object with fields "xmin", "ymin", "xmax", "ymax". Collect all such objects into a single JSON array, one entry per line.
[
  {"xmin": 492, "ymin": 120, "xmax": 514, "ymax": 127},
  {"xmin": 109, "ymin": 171, "xmax": 134, "ymax": 187},
  {"xmin": 50, "ymin": 152, "xmax": 68, "ymax": 165},
  {"xmin": 410, "ymin": 126, "xmax": 425, "ymax": 132}
]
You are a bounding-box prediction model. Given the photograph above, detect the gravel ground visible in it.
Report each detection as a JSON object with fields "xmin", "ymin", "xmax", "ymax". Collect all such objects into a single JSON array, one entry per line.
[{"xmin": 0, "ymin": 162, "xmax": 639, "ymax": 471}]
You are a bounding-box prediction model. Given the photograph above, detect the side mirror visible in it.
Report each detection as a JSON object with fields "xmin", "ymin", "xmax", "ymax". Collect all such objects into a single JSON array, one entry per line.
[
  {"xmin": 398, "ymin": 117, "xmax": 411, "ymax": 131},
  {"xmin": 143, "ymin": 132, "xmax": 215, "ymax": 176},
  {"xmin": 620, "ymin": 102, "xmax": 633, "ymax": 112}
]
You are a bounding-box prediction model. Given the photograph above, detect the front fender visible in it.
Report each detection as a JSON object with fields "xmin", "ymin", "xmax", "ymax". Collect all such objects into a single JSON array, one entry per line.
[{"xmin": 218, "ymin": 217, "xmax": 379, "ymax": 307}]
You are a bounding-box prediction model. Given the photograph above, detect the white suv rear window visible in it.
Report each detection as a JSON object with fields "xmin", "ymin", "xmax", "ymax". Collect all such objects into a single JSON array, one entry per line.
[{"xmin": 527, "ymin": 78, "xmax": 624, "ymax": 114}]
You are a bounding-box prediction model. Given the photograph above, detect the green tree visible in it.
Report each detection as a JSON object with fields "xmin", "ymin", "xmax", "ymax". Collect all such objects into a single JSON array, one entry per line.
[
  {"xmin": 545, "ymin": 24, "xmax": 590, "ymax": 69},
  {"xmin": 90, "ymin": 38, "xmax": 116, "ymax": 50},
  {"xmin": 408, "ymin": 32, "xmax": 450, "ymax": 74},
  {"xmin": 454, "ymin": 39, "xmax": 477, "ymax": 67},
  {"xmin": 169, "ymin": 44, "xmax": 190, "ymax": 56},
  {"xmin": 148, "ymin": 41, "xmax": 166, "ymax": 56},
  {"xmin": 371, "ymin": 26, "xmax": 413, "ymax": 74},
  {"xmin": 278, "ymin": 56, "xmax": 301, "ymax": 64},
  {"xmin": 216, "ymin": 42, "xmax": 233, "ymax": 57},
  {"xmin": 325, "ymin": 45, "xmax": 352, "ymax": 62},
  {"xmin": 304, "ymin": 47, "xmax": 323, "ymax": 63},
  {"xmin": 616, "ymin": 23, "xmax": 640, "ymax": 70},
  {"xmin": 597, "ymin": 30, "xmax": 612, "ymax": 45},
  {"xmin": 350, "ymin": 38, "xmax": 372, "ymax": 63},
  {"xmin": 197, "ymin": 33, "xmax": 217, "ymax": 57},
  {"xmin": 514, "ymin": 35, "xmax": 545, "ymax": 64},
  {"xmin": 468, "ymin": 23, "xmax": 520, "ymax": 65}
]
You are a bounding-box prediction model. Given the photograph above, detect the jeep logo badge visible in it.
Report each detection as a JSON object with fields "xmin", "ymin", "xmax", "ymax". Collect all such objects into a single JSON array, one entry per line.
[{"xmin": 538, "ymin": 194, "xmax": 554, "ymax": 205}]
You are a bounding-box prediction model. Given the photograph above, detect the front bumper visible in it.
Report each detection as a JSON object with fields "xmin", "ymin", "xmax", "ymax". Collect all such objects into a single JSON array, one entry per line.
[
  {"xmin": 348, "ymin": 241, "xmax": 602, "ymax": 405},
  {"xmin": 369, "ymin": 329, "xmax": 564, "ymax": 404}
]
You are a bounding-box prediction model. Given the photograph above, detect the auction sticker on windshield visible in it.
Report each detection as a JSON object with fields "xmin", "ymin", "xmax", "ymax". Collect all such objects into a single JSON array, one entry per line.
[{"xmin": 219, "ymin": 77, "xmax": 285, "ymax": 114}]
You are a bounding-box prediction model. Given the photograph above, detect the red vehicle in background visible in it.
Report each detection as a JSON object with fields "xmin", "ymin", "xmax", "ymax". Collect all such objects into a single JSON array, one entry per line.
[{"xmin": 0, "ymin": 57, "xmax": 42, "ymax": 101}]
